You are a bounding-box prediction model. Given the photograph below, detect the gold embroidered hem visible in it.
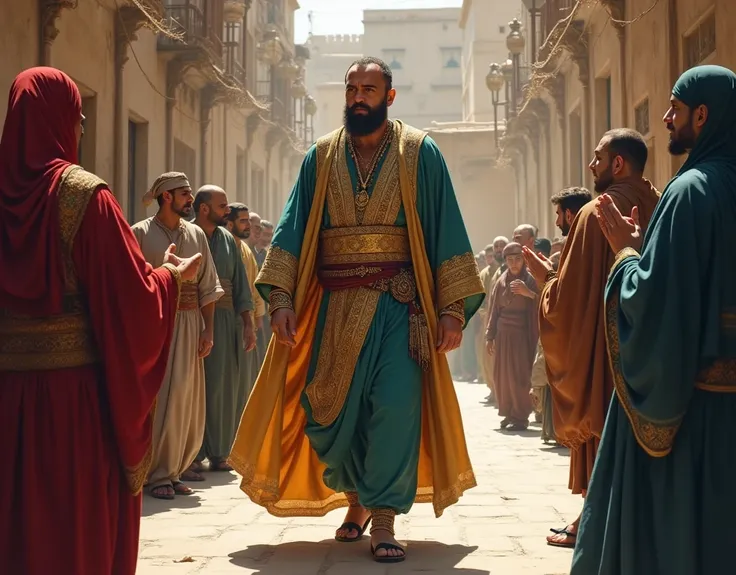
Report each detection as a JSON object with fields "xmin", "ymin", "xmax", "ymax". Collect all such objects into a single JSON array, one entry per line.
[
  {"xmin": 319, "ymin": 226, "xmax": 411, "ymax": 266},
  {"xmin": 436, "ymin": 252, "xmax": 484, "ymax": 312},
  {"xmin": 125, "ymin": 438, "xmax": 154, "ymax": 495},
  {"xmin": 257, "ymin": 246, "xmax": 299, "ymax": 295},
  {"xmin": 695, "ymin": 357, "xmax": 736, "ymax": 392},
  {"xmin": 605, "ymin": 284, "xmax": 682, "ymax": 457},
  {"xmin": 230, "ymin": 447, "xmax": 477, "ymax": 518}
]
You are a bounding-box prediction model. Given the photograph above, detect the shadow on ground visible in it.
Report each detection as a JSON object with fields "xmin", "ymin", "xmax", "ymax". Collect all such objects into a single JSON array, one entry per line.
[
  {"xmin": 228, "ymin": 540, "xmax": 489, "ymax": 574},
  {"xmin": 142, "ymin": 470, "xmax": 238, "ymax": 517}
]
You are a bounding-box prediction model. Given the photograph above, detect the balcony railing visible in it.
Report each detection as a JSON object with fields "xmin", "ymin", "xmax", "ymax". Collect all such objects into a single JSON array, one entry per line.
[
  {"xmin": 541, "ymin": 0, "xmax": 575, "ymax": 41},
  {"xmin": 159, "ymin": 0, "xmax": 223, "ymax": 64},
  {"xmin": 223, "ymin": 22, "xmax": 246, "ymax": 86},
  {"xmin": 225, "ymin": 43, "xmax": 247, "ymax": 86}
]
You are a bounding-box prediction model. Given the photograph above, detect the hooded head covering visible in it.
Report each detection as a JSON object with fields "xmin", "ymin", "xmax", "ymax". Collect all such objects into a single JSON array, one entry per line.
[
  {"xmin": 671, "ymin": 65, "xmax": 736, "ymax": 172},
  {"xmin": 0, "ymin": 67, "xmax": 82, "ymax": 316}
]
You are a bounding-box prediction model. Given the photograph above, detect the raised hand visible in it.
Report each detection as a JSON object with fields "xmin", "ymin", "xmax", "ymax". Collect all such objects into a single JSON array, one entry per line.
[
  {"xmin": 595, "ymin": 194, "xmax": 642, "ymax": 253},
  {"xmin": 522, "ymin": 246, "xmax": 553, "ymax": 285}
]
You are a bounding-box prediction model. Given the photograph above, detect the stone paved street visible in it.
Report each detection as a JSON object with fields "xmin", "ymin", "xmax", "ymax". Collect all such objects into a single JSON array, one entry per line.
[{"xmin": 138, "ymin": 382, "xmax": 578, "ymax": 574}]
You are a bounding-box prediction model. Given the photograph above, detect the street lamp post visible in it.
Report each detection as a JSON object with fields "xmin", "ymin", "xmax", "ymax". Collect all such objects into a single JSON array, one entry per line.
[
  {"xmin": 506, "ymin": 18, "xmax": 526, "ymax": 118},
  {"xmin": 486, "ymin": 20, "xmax": 526, "ymax": 151},
  {"xmin": 485, "ymin": 63, "xmax": 506, "ymax": 149}
]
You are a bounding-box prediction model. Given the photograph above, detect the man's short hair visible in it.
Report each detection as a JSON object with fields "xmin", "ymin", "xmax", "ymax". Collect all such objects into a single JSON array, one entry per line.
[
  {"xmin": 261, "ymin": 220, "xmax": 274, "ymax": 230},
  {"xmin": 550, "ymin": 187, "xmax": 592, "ymax": 215},
  {"xmin": 192, "ymin": 190, "xmax": 211, "ymax": 214},
  {"xmin": 515, "ymin": 224, "xmax": 536, "ymax": 239},
  {"xmin": 345, "ymin": 56, "xmax": 393, "ymax": 91},
  {"xmin": 227, "ymin": 202, "xmax": 249, "ymax": 221},
  {"xmin": 602, "ymin": 128, "xmax": 649, "ymax": 174},
  {"xmin": 484, "ymin": 244, "xmax": 494, "ymax": 253},
  {"xmin": 534, "ymin": 237, "xmax": 552, "ymax": 258}
]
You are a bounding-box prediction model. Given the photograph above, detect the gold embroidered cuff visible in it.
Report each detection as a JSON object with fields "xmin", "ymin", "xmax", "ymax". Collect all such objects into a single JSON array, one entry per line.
[
  {"xmin": 161, "ymin": 263, "xmax": 182, "ymax": 303},
  {"xmin": 542, "ymin": 269, "xmax": 557, "ymax": 290},
  {"xmin": 610, "ymin": 247, "xmax": 640, "ymax": 276},
  {"xmin": 369, "ymin": 508, "xmax": 396, "ymax": 535},
  {"xmin": 269, "ymin": 289, "xmax": 293, "ymax": 315},
  {"xmin": 437, "ymin": 252, "xmax": 484, "ymax": 311},
  {"xmin": 256, "ymin": 246, "xmax": 298, "ymax": 295},
  {"xmin": 440, "ymin": 299, "xmax": 465, "ymax": 326}
]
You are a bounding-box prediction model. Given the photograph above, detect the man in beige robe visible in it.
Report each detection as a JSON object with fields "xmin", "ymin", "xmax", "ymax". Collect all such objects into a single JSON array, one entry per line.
[
  {"xmin": 133, "ymin": 172, "xmax": 223, "ymax": 498},
  {"xmin": 477, "ymin": 237, "xmax": 507, "ymax": 401},
  {"xmin": 226, "ymin": 202, "xmax": 266, "ymax": 406}
]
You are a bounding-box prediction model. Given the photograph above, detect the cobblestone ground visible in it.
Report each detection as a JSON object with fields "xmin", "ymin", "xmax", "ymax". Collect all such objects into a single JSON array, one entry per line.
[{"xmin": 138, "ymin": 382, "xmax": 578, "ymax": 574}]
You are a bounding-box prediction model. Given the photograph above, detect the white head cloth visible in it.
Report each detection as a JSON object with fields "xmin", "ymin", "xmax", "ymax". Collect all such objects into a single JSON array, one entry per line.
[{"xmin": 142, "ymin": 172, "xmax": 191, "ymax": 207}]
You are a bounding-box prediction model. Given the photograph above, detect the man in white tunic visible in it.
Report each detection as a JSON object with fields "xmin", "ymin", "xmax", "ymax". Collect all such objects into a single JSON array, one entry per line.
[{"xmin": 133, "ymin": 172, "xmax": 223, "ymax": 498}]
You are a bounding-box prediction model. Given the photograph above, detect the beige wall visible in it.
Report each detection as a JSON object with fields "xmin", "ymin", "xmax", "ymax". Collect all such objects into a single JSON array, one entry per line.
[
  {"xmin": 430, "ymin": 127, "xmax": 516, "ymax": 251},
  {"xmin": 507, "ymin": 0, "xmax": 735, "ymax": 231},
  {"xmin": 0, "ymin": 1, "xmax": 306, "ymax": 227},
  {"xmin": 363, "ymin": 8, "xmax": 464, "ymax": 130}
]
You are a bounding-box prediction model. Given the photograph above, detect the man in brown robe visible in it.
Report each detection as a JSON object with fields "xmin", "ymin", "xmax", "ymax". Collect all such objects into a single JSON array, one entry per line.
[
  {"xmin": 486, "ymin": 242, "xmax": 538, "ymax": 430},
  {"xmin": 477, "ymin": 237, "xmax": 508, "ymax": 401},
  {"xmin": 523, "ymin": 128, "xmax": 660, "ymax": 548}
]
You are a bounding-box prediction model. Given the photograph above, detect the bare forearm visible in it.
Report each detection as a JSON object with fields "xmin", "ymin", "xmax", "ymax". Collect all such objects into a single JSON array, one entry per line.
[{"xmin": 201, "ymin": 301, "xmax": 215, "ymax": 331}]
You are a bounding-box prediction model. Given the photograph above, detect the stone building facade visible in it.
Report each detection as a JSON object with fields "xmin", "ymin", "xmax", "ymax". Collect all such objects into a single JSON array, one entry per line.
[
  {"xmin": 0, "ymin": 0, "xmax": 315, "ymax": 224},
  {"xmin": 504, "ymin": 0, "xmax": 735, "ymax": 234}
]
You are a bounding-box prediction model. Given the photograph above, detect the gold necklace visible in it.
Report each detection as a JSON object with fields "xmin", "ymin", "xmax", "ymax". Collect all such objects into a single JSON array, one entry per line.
[{"xmin": 347, "ymin": 122, "xmax": 393, "ymax": 224}]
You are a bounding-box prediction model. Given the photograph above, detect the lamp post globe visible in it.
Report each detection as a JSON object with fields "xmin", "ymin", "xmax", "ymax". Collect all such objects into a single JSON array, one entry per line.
[
  {"xmin": 485, "ymin": 63, "xmax": 505, "ymax": 93},
  {"xmin": 506, "ymin": 18, "xmax": 525, "ymax": 55}
]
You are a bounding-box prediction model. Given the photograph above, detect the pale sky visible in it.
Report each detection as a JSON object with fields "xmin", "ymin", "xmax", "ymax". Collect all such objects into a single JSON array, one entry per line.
[{"xmin": 294, "ymin": 0, "xmax": 464, "ymax": 43}]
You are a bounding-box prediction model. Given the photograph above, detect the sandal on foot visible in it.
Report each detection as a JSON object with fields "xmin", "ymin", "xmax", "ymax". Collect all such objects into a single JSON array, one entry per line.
[
  {"xmin": 547, "ymin": 528, "xmax": 577, "ymax": 548},
  {"xmin": 209, "ymin": 460, "xmax": 233, "ymax": 472},
  {"xmin": 172, "ymin": 481, "xmax": 194, "ymax": 496},
  {"xmin": 149, "ymin": 485, "xmax": 175, "ymax": 500},
  {"xmin": 180, "ymin": 469, "xmax": 206, "ymax": 482},
  {"xmin": 371, "ymin": 542, "xmax": 406, "ymax": 563},
  {"xmin": 335, "ymin": 516, "xmax": 371, "ymax": 543}
]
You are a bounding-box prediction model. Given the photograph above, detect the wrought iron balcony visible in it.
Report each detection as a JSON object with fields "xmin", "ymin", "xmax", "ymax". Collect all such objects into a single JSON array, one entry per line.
[
  {"xmin": 158, "ymin": 0, "xmax": 223, "ymax": 65},
  {"xmin": 223, "ymin": 22, "xmax": 247, "ymax": 87},
  {"xmin": 541, "ymin": 0, "xmax": 575, "ymax": 40}
]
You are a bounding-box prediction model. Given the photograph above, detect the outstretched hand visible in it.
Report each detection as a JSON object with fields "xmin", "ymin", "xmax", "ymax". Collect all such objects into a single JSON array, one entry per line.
[
  {"xmin": 595, "ymin": 195, "xmax": 642, "ymax": 253},
  {"xmin": 164, "ymin": 244, "xmax": 202, "ymax": 282}
]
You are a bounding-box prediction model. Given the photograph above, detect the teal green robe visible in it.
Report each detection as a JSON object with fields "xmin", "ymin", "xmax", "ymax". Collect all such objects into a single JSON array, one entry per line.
[
  {"xmin": 572, "ymin": 66, "xmax": 736, "ymax": 575},
  {"xmin": 199, "ymin": 226, "xmax": 252, "ymax": 461},
  {"xmin": 257, "ymin": 131, "xmax": 483, "ymax": 514}
]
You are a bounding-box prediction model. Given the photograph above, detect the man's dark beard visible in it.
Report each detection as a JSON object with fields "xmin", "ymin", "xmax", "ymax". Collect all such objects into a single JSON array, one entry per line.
[
  {"xmin": 233, "ymin": 228, "xmax": 250, "ymax": 240},
  {"xmin": 494, "ymin": 253, "xmax": 504, "ymax": 264},
  {"xmin": 593, "ymin": 164, "xmax": 614, "ymax": 193},
  {"xmin": 668, "ymin": 115, "xmax": 697, "ymax": 156},
  {"xmin": 209, "ymin": 213, "xmax": 228, "ymax": 227},
  {"xmin": 173, "ymin": 204, "xmax": 192, "ymax": 218},
  {"xmin": 344, "ymin": 99, "xmax": 388, "ymax": 136},
  {"xmin": 558, "ymin": 221, "xmax": 571, "ymax": 236}
]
